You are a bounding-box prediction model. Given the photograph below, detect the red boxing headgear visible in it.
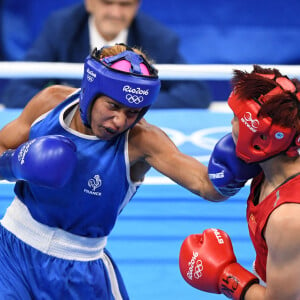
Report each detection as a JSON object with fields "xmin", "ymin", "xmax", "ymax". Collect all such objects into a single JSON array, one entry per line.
[{"xmin": 228, "ymin": 74, "xmax": 300, "ymax": 163}]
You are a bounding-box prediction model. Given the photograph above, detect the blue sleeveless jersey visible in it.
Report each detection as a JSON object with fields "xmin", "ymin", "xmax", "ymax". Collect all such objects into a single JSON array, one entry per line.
[{"xmin": 14, "ymin": 91, "xmax": 140, "ymax": 237}]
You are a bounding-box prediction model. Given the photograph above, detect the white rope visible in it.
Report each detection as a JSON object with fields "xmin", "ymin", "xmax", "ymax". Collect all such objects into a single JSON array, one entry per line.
[{"xmin": 1, "ymin": 61, "xmax": 300, "ymax": 80}]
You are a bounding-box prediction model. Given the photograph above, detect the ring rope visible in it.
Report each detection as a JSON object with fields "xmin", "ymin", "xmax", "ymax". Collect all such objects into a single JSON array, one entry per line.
[{"xmin": 1, "ymin": 62, "xmax": 300, "ymax": 80}]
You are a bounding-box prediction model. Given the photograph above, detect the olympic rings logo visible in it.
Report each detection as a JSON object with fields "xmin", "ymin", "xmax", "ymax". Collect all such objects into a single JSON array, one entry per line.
[
  {"xmin": 244, "ymin": 111, "xmax": 259, "ymax": 129},
  {"xmin": 87, "ymin": 74, "xmax": 94, "ymax": 82},
  {"xmin": 162, "ymin": 126, "xmax": 231, "ymax": 150},
  {"xmin": 126, "ymin": 93, "xmax": 144, "ymax": 104},
  {"xmin": 194, "ymin": 260, "xmax": 204, "ymax": 279},
  {"xmin": 86, "ymin": 68, "xmax": 96, "ymax": 82}
]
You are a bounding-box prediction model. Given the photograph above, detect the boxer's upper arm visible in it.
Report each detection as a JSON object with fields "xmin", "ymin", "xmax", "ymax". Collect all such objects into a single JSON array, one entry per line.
[
  {"xmin": 265, "ymin": 203, "xmax": 300, "ymax": 299},
  {"xmin": 0, "ymin": 85, "xmax": 76, "ymax": 153},
  {"xmin": 129, "ymin": 119, "xmax": 220, "ymax": 199}
]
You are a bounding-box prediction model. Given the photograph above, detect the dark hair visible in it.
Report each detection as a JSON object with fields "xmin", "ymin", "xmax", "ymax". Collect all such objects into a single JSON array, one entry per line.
[{"xmin": 231, "ymin": 65, "xmax": 300, "ymax": 132}]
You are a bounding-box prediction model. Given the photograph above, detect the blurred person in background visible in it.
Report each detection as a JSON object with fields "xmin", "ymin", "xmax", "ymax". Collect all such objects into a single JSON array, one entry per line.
[{"xmin": 0, "ymin": 0, "xmax": 212, "ymax": 108}]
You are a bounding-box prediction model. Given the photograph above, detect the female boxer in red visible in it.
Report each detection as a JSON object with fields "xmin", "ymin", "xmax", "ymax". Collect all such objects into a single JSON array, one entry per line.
[{"xmin": 180, "ymin": 65, "xmax": 300, "ymax": 300}]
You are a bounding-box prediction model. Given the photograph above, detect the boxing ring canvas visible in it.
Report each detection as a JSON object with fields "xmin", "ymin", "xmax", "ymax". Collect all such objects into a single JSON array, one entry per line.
[{"xmin": 0, "ymin": 107, "xmax": 254, "ymax": 300}]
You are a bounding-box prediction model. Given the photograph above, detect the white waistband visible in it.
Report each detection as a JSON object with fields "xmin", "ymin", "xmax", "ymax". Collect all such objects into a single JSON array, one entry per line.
[{"xmin": 1, "ymin": 197, "xmax": 107, "ymax": 261}]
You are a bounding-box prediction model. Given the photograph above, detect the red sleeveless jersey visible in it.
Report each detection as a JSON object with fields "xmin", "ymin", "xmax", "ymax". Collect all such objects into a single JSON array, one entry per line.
[{"xmin": 246, "ymin": 173, "xmax": 300, "ymax": 283}]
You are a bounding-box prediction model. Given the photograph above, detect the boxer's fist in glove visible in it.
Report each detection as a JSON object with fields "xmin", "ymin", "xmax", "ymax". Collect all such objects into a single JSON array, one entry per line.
[
  {"xmin": 208, "ymin": 133, "xmax": 261, "ymax": 197},
  {"xmin": 0, "ymin": 135, "xmax": 77, "ymax": 188},
  {"xmin": 179, "ymin": 228, "xmax": 258, "ymax": 300}
]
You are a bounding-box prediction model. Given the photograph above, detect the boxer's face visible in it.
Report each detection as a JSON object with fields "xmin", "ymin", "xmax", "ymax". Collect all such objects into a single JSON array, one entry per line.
[
  {"xmin": 85, "ymin": 0, "xmax": 140, "ymax": 41},
  {"xmin": 90, "ymin": 95, "xmax": 141, "ymax": 139}
]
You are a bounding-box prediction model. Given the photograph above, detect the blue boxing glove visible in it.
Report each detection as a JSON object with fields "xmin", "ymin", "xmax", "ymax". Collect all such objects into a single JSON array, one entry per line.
[
  {"xmin": 208, "ymin": 133, "xmax": 261, "ymax": 197},
  {"xmin": 0, "ymin": 135, "xmax": 77, "ymax": 188}
]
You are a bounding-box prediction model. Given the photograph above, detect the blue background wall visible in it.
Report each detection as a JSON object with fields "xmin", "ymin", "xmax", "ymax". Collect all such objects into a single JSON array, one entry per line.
[
  {"xmin": 142, "ymin": 0, "xmax": 300, "ymax": 65},
  {"xmin": 1, "ymin": 0, "xmax": 300, "ymax": 99}
]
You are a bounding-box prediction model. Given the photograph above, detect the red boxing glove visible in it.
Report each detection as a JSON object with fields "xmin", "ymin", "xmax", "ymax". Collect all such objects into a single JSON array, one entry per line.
[{"xmin": 179, "ymin": 228, "xmax": 259, "ymax": 300}]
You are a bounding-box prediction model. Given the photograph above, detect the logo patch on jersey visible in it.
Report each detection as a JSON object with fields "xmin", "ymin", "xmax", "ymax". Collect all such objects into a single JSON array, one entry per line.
[
  {"xmin": 84, "ymin": 174, "xmax": 102, "ymax": 196},
  {"xmin": 248, "ymin": 213, "xmax": 257, "ymax": 235}
]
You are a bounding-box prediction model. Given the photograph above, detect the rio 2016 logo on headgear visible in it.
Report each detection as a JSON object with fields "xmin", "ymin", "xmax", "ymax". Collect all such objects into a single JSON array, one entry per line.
[
  {"xmin": 125, "ymin": 94, "xmax": 144, "ymax": 104},
  {"xmin": 123, "ymin": 85, "xmax": 149, "ymax": 105},
  {"xmin": 123, "ymin": 85, "xmax": 149, "ymax": 95},
  {"xmin": 87, "ymin": 68, "xmax": 96, "ymax": 82},
  {"xmin": 241, "ymin": 112, "xmax": 259, "ymax": 133}
]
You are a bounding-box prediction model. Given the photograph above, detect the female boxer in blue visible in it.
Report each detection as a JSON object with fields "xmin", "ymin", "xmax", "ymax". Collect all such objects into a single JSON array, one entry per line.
[{"xmin": 0, "ymin": 44, "xmax": 256, "ymax": 299}]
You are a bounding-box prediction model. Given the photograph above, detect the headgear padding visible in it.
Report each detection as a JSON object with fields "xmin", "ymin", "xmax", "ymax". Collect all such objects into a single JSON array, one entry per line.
[
  {"xmin": 228, "ymin": 74, "xmax": 300, "ymax": 163},
  {"xmin": 80, "ymin": 48, "xmax": 161, "ymax": 127}
]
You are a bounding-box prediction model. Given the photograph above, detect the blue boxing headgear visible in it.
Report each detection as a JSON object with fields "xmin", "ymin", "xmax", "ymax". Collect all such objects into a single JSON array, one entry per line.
[{"xmin": 80, "ymin": 46, "xmax": 161, "ymax": 127}]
